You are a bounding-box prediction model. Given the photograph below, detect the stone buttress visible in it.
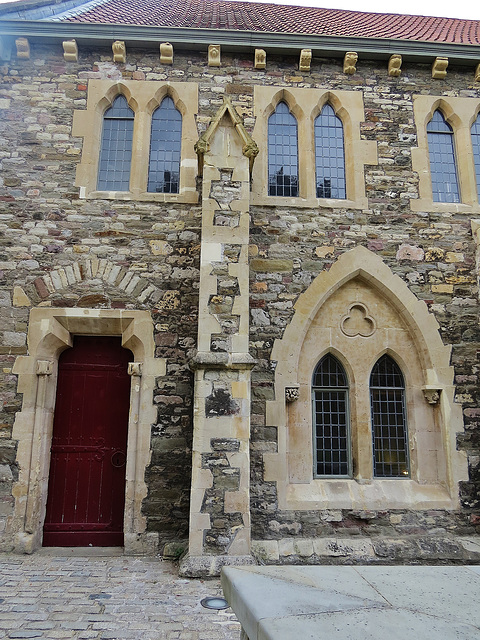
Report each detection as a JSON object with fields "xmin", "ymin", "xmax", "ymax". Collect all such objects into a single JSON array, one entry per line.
[{"xmin": 180, "ymin": 99, "xmax": 258, "ymax": 577}]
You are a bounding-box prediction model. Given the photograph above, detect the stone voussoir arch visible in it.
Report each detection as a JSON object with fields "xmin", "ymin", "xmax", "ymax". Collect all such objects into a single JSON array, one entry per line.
[
  {"xmin": 263, "ymin": 245, "xmax": 467, "ymax": 510},
  {"xmin": 31, "ymin": 259, "xmax": 166, "ymax": 306}
]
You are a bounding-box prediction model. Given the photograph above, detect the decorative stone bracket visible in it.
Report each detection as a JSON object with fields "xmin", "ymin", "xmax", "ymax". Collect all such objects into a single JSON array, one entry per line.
[
  {"xmin": 36, "ymin": 360, "xmax": 53, "ymax": 376},
  {"xmin": 422, "ymin": 386, "xmax": 442, "ymax": 405},
  {"xmin": 128, "ymin": 362, "xmax": 143, "ymax": 377},
  {"xmin": 285, "ymin": 385, "xmax": 300, "ymax": 403}
]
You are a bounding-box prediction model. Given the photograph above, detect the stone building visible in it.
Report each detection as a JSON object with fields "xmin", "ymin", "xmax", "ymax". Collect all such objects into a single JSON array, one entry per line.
[{"xmin": 0, "ymin": 0, "xmax": 480, "ymax": 576}]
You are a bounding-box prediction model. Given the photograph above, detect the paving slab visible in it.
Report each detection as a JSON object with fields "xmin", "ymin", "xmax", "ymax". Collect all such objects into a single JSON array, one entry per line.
[
  {"xmin": 0, "ymin": 551, "xmax": 241, "ymax": 640},
  {"xmin": 221, "ymin": 565, "xmax": 480, "ymax": 640}
]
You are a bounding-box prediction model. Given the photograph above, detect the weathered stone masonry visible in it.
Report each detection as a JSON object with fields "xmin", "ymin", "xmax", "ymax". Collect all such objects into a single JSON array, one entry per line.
[{"xmin": 0, "ymin": 40, "xmax": 480, "ymax": 568}]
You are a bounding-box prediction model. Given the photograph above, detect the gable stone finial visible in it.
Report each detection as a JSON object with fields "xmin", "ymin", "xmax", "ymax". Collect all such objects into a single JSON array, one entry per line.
[{"xmin": 195, "ymin": 96, "xmax": 259, "ymax": 177}]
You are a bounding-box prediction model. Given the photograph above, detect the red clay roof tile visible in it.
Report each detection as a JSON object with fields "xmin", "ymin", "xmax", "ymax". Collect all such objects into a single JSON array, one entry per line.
[{"xmin": 53, "ymin": 0, "xmax": 480, "ymax": 46}]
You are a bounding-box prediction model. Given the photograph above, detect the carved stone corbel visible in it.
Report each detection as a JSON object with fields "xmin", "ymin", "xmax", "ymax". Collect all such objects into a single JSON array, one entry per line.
[
  {"xmin": 422, "ymin": 386, "xmax": 441, "ymax": 405},
  {"xmin": 388, "ymin": 54, "xmax": 402, "ymax": 77},
  {"xmin": 16, "ymin": 37, "xmax": 30, "ymax": 59},
  {"xmin": 160, "ymin": 42, "xmax": 173, "ymax": 65},
  {"xmin": 432, "ymin": 57, "xmax": 448, "ymax": 79},
  {"xmin": 36, "ymin": 360, "xmax": 54, "ymax": 376},
  {"xmin": 285, "ymin": 386, "xmax": 300, "ymax": 403},
  {"xmin": 112, "ymin": 40, "xmax": 126, "ymax": 63},
  {"xmin": 343, "ymin": 51, "xmax": 358, "ymax": 75},
  {"xmin": 63, "ymin": 40, "xmax": 78, "ymax": 62},
  {"xmin": 128, "ymin": 362, "xmax": 143, "ymax": 377},
  {"xmin": 299, "ymin": 49, "xmax": 312, "ymax": 72},
  {"xmin": 255, "ymin": 49, "xmax": 266, "ymax": 69},
  {"xmin": 208, "ymin": 44, "xmax": 221, "ymax": 67},
  {"xmin": 475, "ymin": 63, "xmax": 480, "ymax": 83}
]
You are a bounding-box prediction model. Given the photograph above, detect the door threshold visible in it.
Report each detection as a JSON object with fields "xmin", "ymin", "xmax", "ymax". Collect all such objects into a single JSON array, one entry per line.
[{"xmin": 38, "ymin": 547, "xmax": 125, "ymax": 557}]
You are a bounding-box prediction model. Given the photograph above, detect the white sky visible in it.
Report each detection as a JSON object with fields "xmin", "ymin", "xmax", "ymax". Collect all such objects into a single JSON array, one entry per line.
[{"xmin": 0, "ymin": 0, "xmax": 478, "ymax": 19}]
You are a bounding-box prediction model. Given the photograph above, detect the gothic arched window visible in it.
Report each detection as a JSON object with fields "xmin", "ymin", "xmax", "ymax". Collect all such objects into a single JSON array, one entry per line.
[
  {"xmin": 426, "ymin": 110, "xmax": 460, "ymax": 203},
  {"xmin": 268, "ymin": 102, "xmax": 299, "ymax": 197},
  {"xmin": 97, "ymin": 95, "xmax": 134, "ymax": 191},
  {"xmin": 147, "ymin": 97, "xmax": 182, "ymax": 194},
  {"xmin": 312, "ymin": 354, "xmax": 351, "ymax": 477},
  {"xmin": 370, "ymin": 355, "xmax": 409, "ymax": 478},
  {"xmin": 314, "ymin": 104, "xmax": 346, "ymax": 199}
]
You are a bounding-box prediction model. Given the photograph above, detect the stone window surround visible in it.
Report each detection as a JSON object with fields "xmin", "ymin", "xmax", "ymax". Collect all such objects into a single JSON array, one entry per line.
[
  {"xmin": 412, "ymin": 95, "xmax": 480, "ymax": 213},
  {"xmin": 263, "ymin": 246, "xmax": 467, "ymax": 512},
  {"xmin": 8, "ymin": 308, "xmax": 164, "ymax": 555},
  {"xmin": 73, "ymin": 80, "xmax": 198, "ymax": 203},
  {"xmin": 251, "ymin": 86, "xmax": 377, "ymax": 209}
]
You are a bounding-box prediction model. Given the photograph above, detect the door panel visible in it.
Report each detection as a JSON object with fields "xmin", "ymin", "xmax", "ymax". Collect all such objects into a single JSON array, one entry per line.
[{"xmin": 43, "ymin": 336, "xmax": 132, "ymax": 547}]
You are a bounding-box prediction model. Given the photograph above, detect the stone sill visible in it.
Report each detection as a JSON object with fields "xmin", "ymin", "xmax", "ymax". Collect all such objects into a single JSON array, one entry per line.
[
  {"xmin": 81, "ymin": 190, "xmax": 198, "ymax": 204},
  {"xmin": 282, "ymin": 479, "xmax": 457, "ymax": 511},
  {"xmin": 250, "ymin": 194, "xmax": 367, "ymax": 209}
]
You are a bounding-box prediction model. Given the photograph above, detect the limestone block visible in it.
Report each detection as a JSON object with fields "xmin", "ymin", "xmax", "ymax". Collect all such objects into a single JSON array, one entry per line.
[
  {"xmin": 15, "ymin": 38, "xmax": 30, "ymax": 59},
  {"xmin": 251, "ymin": 539, "xmax": 279, "ymax": 562},
  {"xmin": 343, "ymin": 51, "xmax": 358, "ymax": 74},
  {"xmin": 254, "ymin": 49, "xmax": 266, "ymax": 69},
  {"xmin": 388, "ymin": 54, "xmax": 402, "ymax": 77},
  {"xmin": 299, "ymin": 49, "xmax": 312, "ymax": 72},
  {"xmin": 160, "ymin": 42, "xmax": 173, "ymax": 65},
  {"xmin": 62, "ymin": 40, "xmax": 78, "ymax": 62},
  {"xmin": 475, "ymin": 63, "xmax": 480, "ymax": 82},
  {"xmin": 112, "ymin": 40, "xmax": 126, "ymax": 63},
  {"xmin": 432, "ymin": 57, "xmax": 448, "ymax": 79},
  {"xmin": 208, "ymin": 44, "xmax": 221, "ymax": 67}
]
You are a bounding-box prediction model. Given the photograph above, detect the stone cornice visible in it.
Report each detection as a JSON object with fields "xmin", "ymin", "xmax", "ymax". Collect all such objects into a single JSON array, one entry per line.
[{"xmin": 1, "ymin": 20, "xmax": 480, "ymax": 65}]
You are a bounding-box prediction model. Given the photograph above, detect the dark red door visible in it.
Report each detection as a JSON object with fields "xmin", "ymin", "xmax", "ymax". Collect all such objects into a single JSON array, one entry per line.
[{"xmin": 43, "ymin": 336, "xmax": 132, "ymax": 547}]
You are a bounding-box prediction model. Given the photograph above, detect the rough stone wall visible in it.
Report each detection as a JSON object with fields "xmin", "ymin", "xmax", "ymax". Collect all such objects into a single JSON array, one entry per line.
[
  {"xmin": 0, "ymin": 43, "xmax": 480, "ymax": 554},
  {"xmin": 0, "ymin": 45, "xmax": 204, "ymax": 546},
  {"xmin": 248, "ymin": 56, "xmax": 480, "ymax": 550}
]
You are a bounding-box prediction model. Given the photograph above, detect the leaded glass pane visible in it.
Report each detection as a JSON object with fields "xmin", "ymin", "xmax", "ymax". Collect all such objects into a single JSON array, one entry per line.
[
  {"xmin": 370, "ymin": 355, "xmax": 409, "ymax": 478},
  {"xmin": 268, "ymin": 102, "xmax": 299, "ymax": 197},
  {"xmin": 97, "ymin": 95, "xmax": 134, "ymax": 191},
  {"xmin": 313, "ymin": 355, "xmax": 350, "ymax": 477},
  {"xmin": 427, "ymin": 110, "xmax": 460, "ymax": 203},
  {"xmin": 147, "ymin": 97, "xmax": 182, "ymax": 194},
  {"xmin": 314, "ymin": 104, "xmax": 346, "ymax": 199},
  {"xmin": 471, "ymin": 114, "xmax": 480, "ymax": 201}
]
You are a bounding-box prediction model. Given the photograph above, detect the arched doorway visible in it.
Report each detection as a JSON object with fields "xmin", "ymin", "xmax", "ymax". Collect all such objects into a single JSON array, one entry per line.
[{"xmin": 43, "ymin": 336, "xmax": 132, "ymax": 547}]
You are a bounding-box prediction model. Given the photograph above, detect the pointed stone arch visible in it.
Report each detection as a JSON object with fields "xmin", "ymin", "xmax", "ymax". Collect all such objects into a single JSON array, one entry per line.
[
  {"xmin": 264, "ymin": 246, "xmax": 467, "ymax": 512},
  {"xmin": 8, "ymin": 308, "xmax": 164, "ymax": 555},
  {"xmin": 195, "ymin": 96, "xmax": 258, "ymax": 178}
]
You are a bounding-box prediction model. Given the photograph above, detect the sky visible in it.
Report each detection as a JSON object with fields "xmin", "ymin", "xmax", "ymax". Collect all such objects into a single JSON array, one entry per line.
[{"xmin": 0, "ymin": 0, "xmax": 478, "ymax": 19}]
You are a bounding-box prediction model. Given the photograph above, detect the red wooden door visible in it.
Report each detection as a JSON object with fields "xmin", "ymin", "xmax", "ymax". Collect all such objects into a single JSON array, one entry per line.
[{"xmin": 43, "ymin": 336, "xmax": 132, "ymax": 547}]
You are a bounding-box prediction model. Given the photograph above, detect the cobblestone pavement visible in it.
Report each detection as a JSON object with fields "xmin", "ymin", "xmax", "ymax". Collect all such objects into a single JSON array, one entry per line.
[{"xmin": 0, "ymin": 551, "xmax": 241, "ymax": 640}]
